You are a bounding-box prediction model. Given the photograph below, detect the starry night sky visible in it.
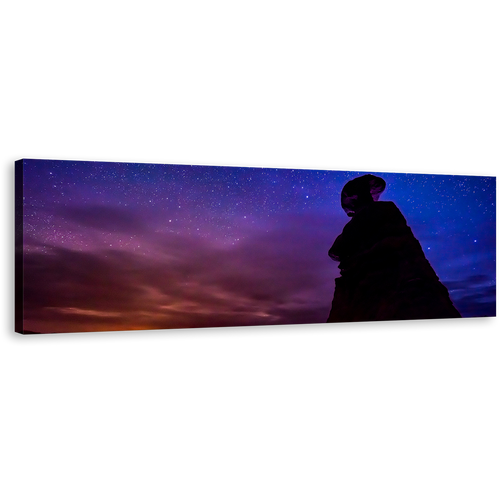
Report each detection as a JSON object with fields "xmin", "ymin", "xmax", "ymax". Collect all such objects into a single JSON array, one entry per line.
[{"xmin": 18, "ymin": 159, "xmax": 496, "ymax": 333}]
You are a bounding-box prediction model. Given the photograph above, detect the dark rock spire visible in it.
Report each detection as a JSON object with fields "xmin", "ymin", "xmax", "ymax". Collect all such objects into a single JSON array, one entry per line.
[{"xmin": 327, "ymin": 174, "xmax": 461, "ymax": 322}]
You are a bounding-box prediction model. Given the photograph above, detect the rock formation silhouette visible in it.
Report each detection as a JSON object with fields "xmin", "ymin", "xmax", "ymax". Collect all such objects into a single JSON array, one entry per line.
[{"xmin": 327, "ymin": 174, "xmax": 461, "ymax": 322}]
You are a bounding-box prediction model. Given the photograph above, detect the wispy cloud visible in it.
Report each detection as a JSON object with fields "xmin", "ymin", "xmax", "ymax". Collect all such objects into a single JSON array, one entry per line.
[
  {"xmin": 21, "ymin": 213, "xmax": 341, "ymax": 333},
  {"xmin": 443, "ymin": 274, "xmax": 496, "ymax": 317},
  {"xmin": 57, "ymin": 204, "xmax": 149, "ymax": 234}
]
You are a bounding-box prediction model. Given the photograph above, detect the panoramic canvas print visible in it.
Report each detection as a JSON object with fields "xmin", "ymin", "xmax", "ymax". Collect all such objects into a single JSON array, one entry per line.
[{"xmin": 15, "ymin": 159, "xmax": 496, "ymax": 334}]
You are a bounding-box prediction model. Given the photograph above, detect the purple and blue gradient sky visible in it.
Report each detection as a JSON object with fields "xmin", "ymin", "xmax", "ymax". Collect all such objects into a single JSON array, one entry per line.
[{"xmin": 19, "ymin": 159, "xmax": 496, "ymax": 333}]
